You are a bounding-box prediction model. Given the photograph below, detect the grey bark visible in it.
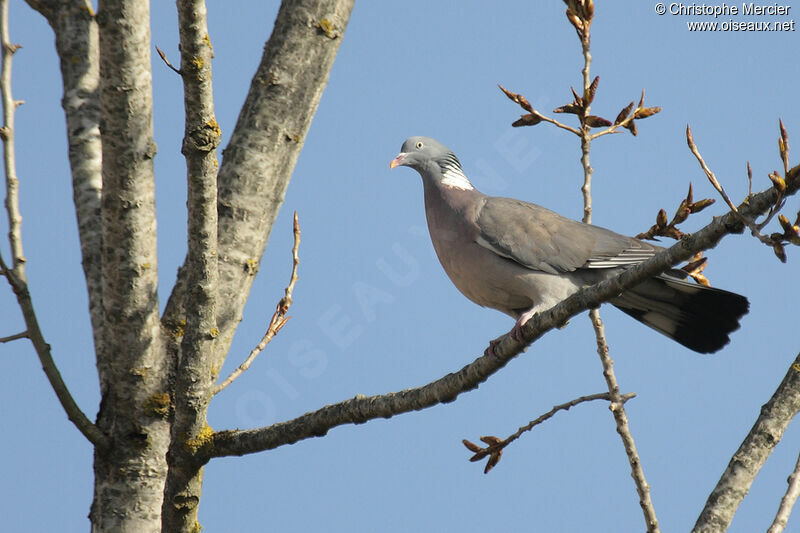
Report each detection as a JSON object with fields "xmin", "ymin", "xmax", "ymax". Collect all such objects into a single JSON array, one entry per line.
[
  {"xmin": 25, "ymin": 0, "xmax": 106, "ymax": 385},
  {"xmin": 161, "ymin": 0, "xmax": 355, "ymax": 370},
  {"xmin": 161, "ymin": 0, "xmax": 220, "ymax": 530},
  {"xmin": 3, "ymin": 0, "xmax": 105, "ymax": 448},
  {"xmin": 25, "ymin": 0, "xmax": 354, "ymax": 530},
  {"xmin": 91, "ymin": 1, "xmax": 169, "ymax": 531}
]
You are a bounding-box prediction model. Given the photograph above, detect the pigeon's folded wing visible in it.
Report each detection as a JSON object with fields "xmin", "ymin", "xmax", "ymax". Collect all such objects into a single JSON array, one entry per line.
[{"xmin": 474, "ymin": 196, "xmax": 657, "ymax": 275}]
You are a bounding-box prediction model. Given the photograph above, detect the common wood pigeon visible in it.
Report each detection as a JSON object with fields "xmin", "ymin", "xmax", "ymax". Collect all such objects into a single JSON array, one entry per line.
[{"xmin": 390, "ymin": 136, "xmax": 748, "ymax": 353}]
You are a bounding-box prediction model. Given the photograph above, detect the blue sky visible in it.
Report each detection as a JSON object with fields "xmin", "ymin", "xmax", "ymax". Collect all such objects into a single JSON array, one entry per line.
[{"xmin": 3, "ymin": 2, "xmax": 800, "ymax": 531}]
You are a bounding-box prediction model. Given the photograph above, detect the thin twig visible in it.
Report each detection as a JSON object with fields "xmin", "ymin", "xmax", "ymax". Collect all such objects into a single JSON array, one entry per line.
[
  {"xmin": 687, "ymin": 124, "xmax": 800, "ymax": 264},
  {"xmin": 590, "ymin": 310, "xmax": 660, "ymax": 532},
  {"xmin": 463, "ymin": 391, "xmax": 635, "ymax": 474},
  {"xmin": 0, "ymin": 330, "xmax": 27, "ymax": 343},
  {"xmin": 0, "ymin": 0, "xmax": 107, "ymax": 450},
  {"xmin": 590, "ymin": 116, "xmax": 633, "ymax": 139},
  {"xmin": 497, "ymin": 84, "xmax": 581, "ymax": 136},
  {"xmin": 577, "ymin": 15, "xmax": 660, "ymax": 532},
  {"xmin": 0, "ymin": 246, "xmax": 107, "ymax": 447},
  {"xmin": 539, "ymin": 114, "xmax": 582, "ymax": 136},
  {"xmin": 686, "ymin": 125, "xmax": 743, "ymax": 216},
  {"xmin": 510, "ymin": 391, "xmax": 635, "ymax": 444},
  {"xmin": 767, "ymin": 445, "xmax": 800, "ymax": 533},
  {"xmin": 213, "ymin": 212, "xmax": 300, "ymax": 395},
  {"xmin": 1, "ymin": 0, "xmax": 23, "ymax": 273},
  {"xmin": 687, "ymin": 125, "xmax": 777, "ymax": 246},
  {"xmin": 155, "ymin": 45, "xmax": 182, "ymax": 75}
]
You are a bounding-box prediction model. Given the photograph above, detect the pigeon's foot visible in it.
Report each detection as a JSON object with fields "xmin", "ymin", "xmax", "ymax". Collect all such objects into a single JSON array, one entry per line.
[{"xmin": 511, "ymin": 309, "xmax": 537, "ymax": 342}]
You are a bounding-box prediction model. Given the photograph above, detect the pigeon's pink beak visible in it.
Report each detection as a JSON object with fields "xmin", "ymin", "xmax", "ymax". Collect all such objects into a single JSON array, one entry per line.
[{"xmin": 389, "ymin": 153, "xmax": 407, "ymax": 169}]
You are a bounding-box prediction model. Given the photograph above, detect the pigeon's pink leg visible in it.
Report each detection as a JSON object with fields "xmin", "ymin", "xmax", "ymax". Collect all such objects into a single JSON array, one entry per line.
[{"xmin": 511, "ymin": 308, "xmax": 537, "ymax": 342}]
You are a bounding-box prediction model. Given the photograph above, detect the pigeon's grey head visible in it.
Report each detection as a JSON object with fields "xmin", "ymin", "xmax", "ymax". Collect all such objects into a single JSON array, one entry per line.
[{"xmin": 390, "ymin": 136, "xmax": 473, "ymax": 190}]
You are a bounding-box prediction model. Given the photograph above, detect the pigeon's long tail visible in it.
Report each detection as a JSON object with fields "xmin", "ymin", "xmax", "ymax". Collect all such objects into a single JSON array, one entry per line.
[{"xmin": 610, "ymin": 271, "xmax": 749, "ymax": 354}]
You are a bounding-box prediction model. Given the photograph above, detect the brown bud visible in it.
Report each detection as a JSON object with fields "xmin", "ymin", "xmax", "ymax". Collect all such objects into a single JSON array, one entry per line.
[
  {"xmin": 778, "ymin": 214, "xmax": 792, "ymax": 232},
  {"xmin": 584, "ymin": 0, "xmax": 594, "ymax": 20},
  {"xmin": 570, "ymin": 86, "xmax": 583, "ymax": 107},
  {"xmin": 625, "ymin": 120, "xmax": 638, "ymax": 136},
  {"xmin": 673, "ymin": 200, "xmax": 689, "ymax": 224},
  {"xmin": 484, "ymin": 451, "xmax": 503, "ymax": 474},
  {"xmin": 786, "ymin": 225, "xmax": 800, "ymax": 246},
  {"xmin": 498, "ymin": 84, "xmax": 534, "ymax": 113},
  {"xmin": 690, "ymin": 198, "xmax": 715, "ymax": 213},
  {"xmin": 480, "ymin": 436, "xmax": 502, "ymax": 446},
  {"xmin": 553, "ymin": 103, "xmax": 582, "ymax": 115},
  {"xmin": 769, "ymin": 172, "xmax": 786, "ymax": 192},
  {"xmin": 686, "ymin": 183, "xmax": 694, "ymax": 204},
  {"xmin": 780, "ymin": 118, "xmax": 789, "ymax": 150},
  {"xmin": 634, "ymin": 106, "xmax": 662, "ymax": 120},
  {"xmin": 773, "ymin": 243, "xmax": 787, "ymax": 263},
  {"xmin": 566, "ymin": 9, "xmax": 585, "ymax": 34},
  {"xmin": 469, "ymin": 451, "xmax": 489, "ymax": 462},
  {"xmin": 512, "ymin": 113, "xmax": 543, "ymax": 127},
  {"xmin": 615, "ymin": 102, "xmax": 635, "ymax": 125},
  {"xmin": 462, "ymin": 439, "xmax": 481, "ymax": 453},
  {"xmin": 656, "ymin": 209, "xmax": 668, "ymax": 227},
  {"xmin": 638, "ymin": 89, "xmax": 646, "ymax": 108},
  {"xmin": 585, "ymin": 115, "xmax": 612, "ymax": 128},
  {"xmin": 585, "ymin": 76, "xmax": 599, "ymax": 105},
  {"xmin": 686, "ymin": 124, "xmax": 695, "ymax": 147}
]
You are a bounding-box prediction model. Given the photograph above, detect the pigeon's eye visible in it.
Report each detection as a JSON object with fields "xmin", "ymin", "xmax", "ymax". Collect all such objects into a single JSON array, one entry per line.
[{"xmin": 415, "ymin": 141, "xmax": 424, "ymax": 149}]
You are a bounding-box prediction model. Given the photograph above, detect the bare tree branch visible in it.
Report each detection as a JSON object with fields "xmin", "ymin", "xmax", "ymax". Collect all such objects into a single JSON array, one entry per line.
[
  {"xmin": 206, "ymin": 169, "xmax": 799, "ymax": 460},
  {"xmin": 26, "ymin": 0, "xmax": 106, "ymax": 380},
  {"xmin": 572, "ymin": 4, "xmax": 660, "ymax": 530},
  {"xmin": 1, "ymin": 0, "xmax": 23, "ymax": 273},
  {"xmin": 0, "ymin": 0, "xmax": 106, "ymax": 450},
  {"xmin": 693, "ymin": 352, "xmax": 800, "ymax": 533},
  {"xmin": 463, "ymin": 391, "xmax": 636, "ymax": 474},
  {"xmin": 687, "ymin": 125, "xmax": 769, "ymax": 238},
  {"xmin": 591, "ymin": 309, "xmax": 659, "ymax": 531},
  {"xmin": 0, "ymin": 330, "xmax": 27, "ymax": 343},
  {"xmin": 498, "ymin": 84, "xmax": 581, "ymax": 135},
  {"xmin": 499, "ymin": 24, "xmax": 666, "ymax": 526},
  {"xmin": 500, "ymin": 16, "xmax": 664, "ymax": 525},
  {"xmin": 161, "ymin": 0, "xmax": 222, "ymax": 529},
  {"xmin": 0, "ymin": 252, "xmax": 106, "ymax": 449},
  {"xmin": 767, "ymin": 445, "xmax": 800, "ymax": 533},
  {"xmin": 214, "ymin": 211, "xmax": 300, "ymax": 396},
  {"xmin": 155, "ymin": 45, "xmax": 182, "ymax": 75},
  {"xmin": 90, "ymin": 1, "xmax": 170, "ymax": 529},
  {"xmin": 161, "ymin": 0, "xmax": 355, "ymax": 373}
]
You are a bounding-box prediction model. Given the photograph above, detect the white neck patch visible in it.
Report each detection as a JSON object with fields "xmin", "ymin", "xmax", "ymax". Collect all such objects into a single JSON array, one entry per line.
[{"xmin": 440, "ymin": 164, "xmax": 474, "ymax": 191}]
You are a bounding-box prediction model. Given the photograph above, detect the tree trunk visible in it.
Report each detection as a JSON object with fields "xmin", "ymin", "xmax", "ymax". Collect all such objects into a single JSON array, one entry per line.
[{"xmin": 90, "ymin": 1, "xmax": 169, "ymax": 530}]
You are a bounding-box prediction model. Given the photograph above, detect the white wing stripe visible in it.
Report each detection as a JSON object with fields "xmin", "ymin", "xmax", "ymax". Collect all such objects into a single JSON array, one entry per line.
[{"xmin": 586, "ymin": 248, "xmax": 656, "ymax": 268}]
